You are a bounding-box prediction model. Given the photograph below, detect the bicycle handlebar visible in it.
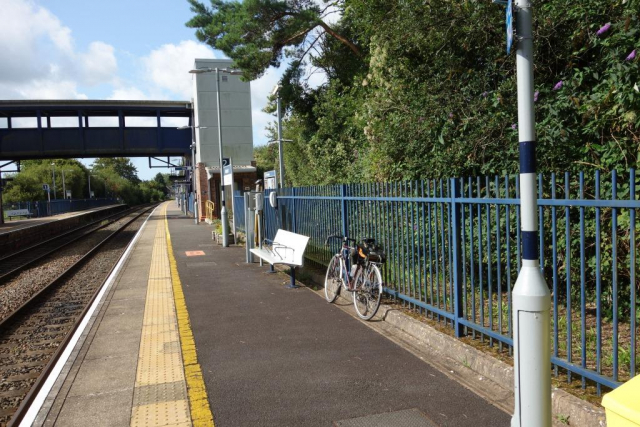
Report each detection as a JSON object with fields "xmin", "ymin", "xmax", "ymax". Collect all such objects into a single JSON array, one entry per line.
[{"xmin": 324, "ymin": 234, "xmax": 356, "ymax": 246}]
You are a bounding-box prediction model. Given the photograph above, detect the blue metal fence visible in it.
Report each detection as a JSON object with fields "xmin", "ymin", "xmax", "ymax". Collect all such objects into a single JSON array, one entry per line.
[
  {"xmin": 3, "ymin": 198, "xmax": 120, "ymax": 218},
  {"xmin": 234, "ymin": 191, "xmax": 246, "ymax": 233},
  {"xmin": 263, "ymin": 170, "xmax": 639, "ymax": 392}
]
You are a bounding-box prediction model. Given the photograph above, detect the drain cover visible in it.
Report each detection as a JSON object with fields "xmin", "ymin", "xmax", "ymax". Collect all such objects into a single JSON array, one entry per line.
[{"xmin": 334, "ymin": 408, "xmax": 438, "ymax": 427}]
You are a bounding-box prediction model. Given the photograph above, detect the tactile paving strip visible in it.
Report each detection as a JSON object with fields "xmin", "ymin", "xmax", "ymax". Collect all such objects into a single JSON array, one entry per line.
[{"xmin": 130, "ymin": 217, "xmax": 191, "ymax": 427}]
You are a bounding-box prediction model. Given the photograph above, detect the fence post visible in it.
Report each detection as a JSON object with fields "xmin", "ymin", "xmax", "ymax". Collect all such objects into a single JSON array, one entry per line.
[
  {"xmin": 451, "ymin": 178, "xmax": 464, "ymax": 337},
  {"xmin": 340, "ymin": 184, "xmax": 349, "ymax": 238},
  {"xmin": 291, "ymin": 187, "xmax": 297, "ymax": 233}
]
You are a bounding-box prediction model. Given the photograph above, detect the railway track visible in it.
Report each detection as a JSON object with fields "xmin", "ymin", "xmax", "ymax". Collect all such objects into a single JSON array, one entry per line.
[
  {"xmin": 0, "ymin": 204, "xmax": 157, "ymax": 427},
  {"xmin": 0, "ymin": 206, "xmax": 134, "ymax": 282}
]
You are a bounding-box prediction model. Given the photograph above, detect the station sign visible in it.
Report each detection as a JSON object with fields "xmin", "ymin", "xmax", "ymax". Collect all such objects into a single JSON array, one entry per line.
[
  {"xmin": 223, "ymin": 158, "xmax": 234, "ymax": 186},
  {"xmin": 264, "ymin": 170, "xmax": 277, "ymax": 190}
]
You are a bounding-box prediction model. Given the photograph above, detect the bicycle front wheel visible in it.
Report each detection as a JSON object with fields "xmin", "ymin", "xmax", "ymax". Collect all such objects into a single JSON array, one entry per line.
[
  {"xmin": 324, "ymin": 255, "xmax": 342, "ymax": 303},
  {"xmin": 353, "ymin": 264, "xmax": 382, "ymax": 320}
]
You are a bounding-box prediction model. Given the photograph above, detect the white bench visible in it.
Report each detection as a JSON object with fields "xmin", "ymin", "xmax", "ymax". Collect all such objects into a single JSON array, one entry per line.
[
  {"xmin": 251, "ymin": 229, "xmax": 310, "ymax": 288},
  {"xmin": 5, "ymin": 209, "xmax": 33, "ymax": 220}
]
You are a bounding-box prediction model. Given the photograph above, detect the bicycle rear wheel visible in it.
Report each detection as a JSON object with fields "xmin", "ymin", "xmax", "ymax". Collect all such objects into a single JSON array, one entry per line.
[
  {"xmin": 353, "ymin": 264, "xmax": 382, "ymax": 320},
  {"xmin": 324, "ymin": 255, "xmax": 342, "ymax": 303}
]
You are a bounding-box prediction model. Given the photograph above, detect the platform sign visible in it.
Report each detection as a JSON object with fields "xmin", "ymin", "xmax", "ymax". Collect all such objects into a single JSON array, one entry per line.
[
  {"xmin": 42, "ymin": 183, "xmax": 50, "ymax": 192},
  {"xmin": 264, "ymin": 170, "xmax": 277, "ymax": 190},
  {"xmin": 506, "ymin": 0, "xmax": 514, "ymax": 54},
  {"xmin": 223, "ymin": 158, "xmax": 234, "ymax": 186}
]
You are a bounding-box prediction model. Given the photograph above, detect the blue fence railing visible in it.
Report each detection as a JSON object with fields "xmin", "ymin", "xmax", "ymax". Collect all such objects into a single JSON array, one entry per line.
[
  {"xmin": 234, "ymin": 191, "xmax": 246, "ymax": 233},
  {"xmin": 262, "ymin": 170, "xmax": 639, "ymax": 392},
  {"xmin": 2, "ymin": 198, "xmax": 120, "ymax": 218}
]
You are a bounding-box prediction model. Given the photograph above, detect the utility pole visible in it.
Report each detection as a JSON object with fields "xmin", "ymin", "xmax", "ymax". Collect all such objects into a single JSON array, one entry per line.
[
  {"xmin": 511, "ymin": 0, "xmax": 551, "ymax": 426},
  {"xmin": 88, "ymin": 173, "xmax": 91, "ymax": 198},
  {"xmin": 214, "ymin": 69, "xmax": 230, "ymax": 246},
  {"xmin": 274, "ymin": 85, "xmax": 285, "ymax": 188},
  {"xmin": 51, "ymin": 163, "xmax": 57, "ymax": 199},
  {"xmin": 62, "ymin": 170, "xmax": 66, "ymax": 199}
]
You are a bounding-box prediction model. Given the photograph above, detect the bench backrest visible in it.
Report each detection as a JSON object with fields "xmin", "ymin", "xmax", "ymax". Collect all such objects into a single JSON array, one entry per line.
[
  {"xmin": 6, "ymin": 209, "xmax": 30, "ymax": 217},
  {"xmin": 273, "ymin": 229, "xmax": 310, "ymax": 266}
]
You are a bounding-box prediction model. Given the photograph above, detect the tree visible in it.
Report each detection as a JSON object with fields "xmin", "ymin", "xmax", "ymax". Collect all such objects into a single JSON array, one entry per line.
[
  {"xmin": 3, "ymin": 159, "xmax": 90, "ymax": 202},
  {"xmin": 186, "ymin": 0, "xmax": 363, "ymax": 81},
  {"xmin": 92, "ymin": 158, "xmax": 140, "ymax": 184}
]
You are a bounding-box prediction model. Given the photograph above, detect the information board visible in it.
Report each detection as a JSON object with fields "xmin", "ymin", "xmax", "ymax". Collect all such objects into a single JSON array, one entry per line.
[{"xmin": 264, "ymin": 170, "xmax": 277, "ymax": 190}]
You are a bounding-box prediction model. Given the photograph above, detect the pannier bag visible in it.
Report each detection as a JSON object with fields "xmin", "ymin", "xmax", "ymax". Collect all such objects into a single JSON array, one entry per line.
[{"xmin": 361, "ymin": 238, "xmax": 387, "ymax": 264}]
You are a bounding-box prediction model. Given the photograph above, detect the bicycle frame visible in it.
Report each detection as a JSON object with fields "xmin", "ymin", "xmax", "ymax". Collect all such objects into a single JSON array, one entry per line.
[{"xmin": 338, "ymin": 244, "xmax": 367, "ymax": 291}]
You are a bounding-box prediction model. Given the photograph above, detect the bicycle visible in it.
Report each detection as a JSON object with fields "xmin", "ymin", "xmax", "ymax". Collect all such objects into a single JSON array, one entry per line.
[{"xmin": 324, "ymin": 235, "xmax": 385, "ymax": 320}]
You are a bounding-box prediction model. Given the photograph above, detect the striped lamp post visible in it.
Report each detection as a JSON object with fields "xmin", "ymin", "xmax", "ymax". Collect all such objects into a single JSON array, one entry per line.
[{"xmin": 511, "ymin": 1, "xmax": 551, "ymax": 426}]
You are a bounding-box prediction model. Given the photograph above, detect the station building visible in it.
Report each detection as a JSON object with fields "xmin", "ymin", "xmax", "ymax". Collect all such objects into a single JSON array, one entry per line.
[{"xmin": 191, "ymin": 58, "xmax": 256, "ymax": 222}]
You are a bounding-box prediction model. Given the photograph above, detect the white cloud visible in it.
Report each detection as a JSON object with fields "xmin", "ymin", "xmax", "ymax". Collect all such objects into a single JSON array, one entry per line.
[
  {"xmin": 108, "ymin": 87, "xmax": 148, "ymax": 101},
  {"xmin": 0, "ymin": 79, "xmax": 87, "ymax": 100},
  {"xmin": 250, "ymin": 67, "xmax": 284, "ymax": 145},
  {"xmin": 0, "ymin": 0, "xmax": 117, "ymax": 98},
  {"xmin": 142, "ymin": 40, "xmax": 216, "ymax": 99},
  {"xmin": 80, "ymin": 42, "xmax": 118, "ymax": 86}
]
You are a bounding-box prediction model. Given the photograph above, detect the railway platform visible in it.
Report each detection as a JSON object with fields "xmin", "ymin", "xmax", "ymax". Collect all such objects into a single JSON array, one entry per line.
[
  {"xmin": 29, "ymin": 201, "xmax": 509, "ymax": 427},
  {"xmin": 0, "ymin": 204, "xmax": 124, "ymax": 235}
]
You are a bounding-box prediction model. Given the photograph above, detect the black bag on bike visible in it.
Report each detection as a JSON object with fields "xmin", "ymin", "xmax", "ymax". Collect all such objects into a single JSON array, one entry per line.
[{"xmin": 360, "ymin": 238, "xmax": 386, "ymax": 264}]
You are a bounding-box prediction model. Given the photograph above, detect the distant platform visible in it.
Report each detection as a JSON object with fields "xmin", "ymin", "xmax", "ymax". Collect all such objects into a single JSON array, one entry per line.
[{"xmin": 0, "ymin": 204, "xmax": 122, "ymax": 235}]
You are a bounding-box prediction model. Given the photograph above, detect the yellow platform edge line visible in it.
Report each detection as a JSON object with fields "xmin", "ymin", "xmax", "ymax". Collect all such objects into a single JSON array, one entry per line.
[{"xmin": 164, "ymin": 204, "xmax": 215, "ymax": 427}]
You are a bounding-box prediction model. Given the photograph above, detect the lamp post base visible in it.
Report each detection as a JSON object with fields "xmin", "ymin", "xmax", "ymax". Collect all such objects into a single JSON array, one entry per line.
[{"xmin": 221, "ymin": 205, "xmax": 230, "ymax": 247}]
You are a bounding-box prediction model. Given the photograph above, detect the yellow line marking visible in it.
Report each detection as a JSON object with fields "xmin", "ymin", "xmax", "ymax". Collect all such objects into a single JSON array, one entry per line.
[{"xmin": 165, "ymin": 204, "xmax": 215, "ymax": 427}]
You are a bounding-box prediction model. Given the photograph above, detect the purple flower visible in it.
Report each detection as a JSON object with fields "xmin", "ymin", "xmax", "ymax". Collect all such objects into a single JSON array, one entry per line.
[
  {"xmin": 553, "ymin": 80, "xmax": 563, "ymax": 91},
  {"xmin": 626, "ymin": 49, "xmax": 636, "ymax": 61},
  {"xmin": 511, "ymin": 123, "xmax": 518, "ymax": 130},
  {"xmin": 419, "ymin": 116, "xmax": 425, "ymax": 122},
  {"xmin": 534, "ymin": 91, "xmax": 539, "ymax": 102},
  {"xmin": 596, "ymin": 23, "xmax": 611, "ymax": 36},
  {"xmin": 448, "ymin": 112, "xmax": 454, "ymax": 119},
  {"xmin": 482, "ymin": 91, "xmax": 488, "ymax": 98}
]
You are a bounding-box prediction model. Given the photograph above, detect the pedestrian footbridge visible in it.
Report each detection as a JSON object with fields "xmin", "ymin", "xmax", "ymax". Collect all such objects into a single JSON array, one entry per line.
[{"xmin": 0, "ymin": 99, "xmax": 192, "ymax": 160}]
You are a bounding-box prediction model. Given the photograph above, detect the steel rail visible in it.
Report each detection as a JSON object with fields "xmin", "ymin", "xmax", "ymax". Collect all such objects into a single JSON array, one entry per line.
[
  {"xmin": 2, "ymin": 204, "xmax": 157, "ymax": 427},
  {"xmin": 0, "ymin": 206, "xmax": 135, "ymax": 282}
]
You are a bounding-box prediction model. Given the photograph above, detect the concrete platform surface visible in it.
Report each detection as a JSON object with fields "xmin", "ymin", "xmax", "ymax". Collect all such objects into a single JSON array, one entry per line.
[
  {"xmin": 34, "ymin": 201, "xmax": 510, "ymax": 427},
  {"xmin": 167, "ymin": 204, "xmax": 510, "ymax": 426}
]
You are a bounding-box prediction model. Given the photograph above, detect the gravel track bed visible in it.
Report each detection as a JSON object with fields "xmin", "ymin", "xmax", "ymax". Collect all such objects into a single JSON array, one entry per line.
[
  {"xmin": 0, "ymin": 209, "xmax": 151, "ymax": 425},
  {"xmin": 0, "ymin": 211, "xmax": 140, "ymax": 323}
]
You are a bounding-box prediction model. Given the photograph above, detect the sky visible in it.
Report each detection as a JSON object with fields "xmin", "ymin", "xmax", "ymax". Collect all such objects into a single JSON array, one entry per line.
[{"xmin": 0, "ymin": 0, "xmax": 301, "ymax": 180}]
